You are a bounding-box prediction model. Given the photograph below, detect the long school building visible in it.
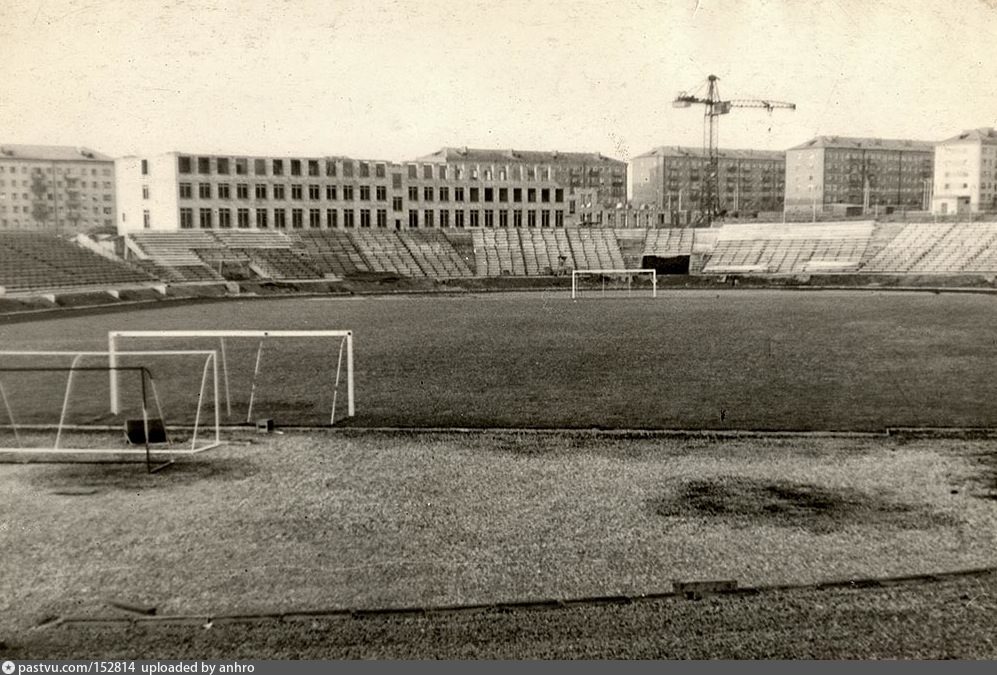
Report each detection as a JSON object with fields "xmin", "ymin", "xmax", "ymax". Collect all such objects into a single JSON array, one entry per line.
[{"xmin": 115, "ymin": 149, "xmax": 626, "ymax": 234}]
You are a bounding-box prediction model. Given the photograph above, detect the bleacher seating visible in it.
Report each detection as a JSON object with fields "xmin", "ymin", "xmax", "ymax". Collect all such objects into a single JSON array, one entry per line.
[
  {"xmin": 293, "ymin": 231, "xmax": 371, "ymax": 277},
  {"xmin": 566, "ymin": 228, "xmax": 625, "ymax": 270},
  {"xmin": 701, "ymin": 221, "xmax": 874, "ymax": 275},
  {"xmin": 349, "ymin": 230, "xmax": 425, "ymax": 276},
  {"xmin": 398, "ymin": 231, "xmax": 474, "ymax": 278},
  {"xmin": 643, "ymin": 229, "xmax": 696, "ymax": 258},
  {"xmin": 0, "ymin": 232, "xmax": 155, "ymax": 292},
  {"xmin": 861, "ymin": 222, "xmax": 997, "ymax": 274},
  {"xmin": 473, "ymin": 230, "xmax": 527, "ymax": 276},
  {"xmin": 239, "ymin": 247, "xmax": 325, "ymax": 280}
]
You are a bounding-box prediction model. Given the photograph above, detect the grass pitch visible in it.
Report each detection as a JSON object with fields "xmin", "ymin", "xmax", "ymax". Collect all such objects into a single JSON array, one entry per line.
[{"xmin": 2, "ymin": 289, "xmax": 997, "ymax": 430}]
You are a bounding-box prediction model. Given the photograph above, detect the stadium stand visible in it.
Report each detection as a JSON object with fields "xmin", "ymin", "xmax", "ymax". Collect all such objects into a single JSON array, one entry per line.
[
  {"xmin": 862, "ymin": 222, "xmax": 997, "ymax": 274},
  {"xmin": 0, "ymin": 232, "xmax": 155, "ymax": 292},
  {"xmin": 566, "ymin": 228, "xmax": 625, "ymax": 270},
  {"xmin": 642, "ymin": 228, "xmax": 696, "ymax": 258},
  {"xmin": 701, "ymin": 221, "xmax": 874, "ymax": 274},
  {"xmin": 349, "ymin": 230, "xmax": 425, "ymax": 276},
  {"xmin": 128, "ymin": 232, "xmax": 224, "ymax": 282},
  {"xmin": 473, "ymin": 229, "xmax": 527, "ymax": 276},
  {"xmin": 398, "ymin": 231, "xmax": 474, "ymax": 278},
  {"xmin": 293, "ymin": 231, "xmax": 371, "ymax": 277}
]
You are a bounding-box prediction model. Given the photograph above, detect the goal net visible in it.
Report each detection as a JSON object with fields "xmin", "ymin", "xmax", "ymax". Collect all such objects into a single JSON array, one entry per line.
[
  {"xmin": 109, "ymin": 330, "xmax": 354, "ymax": 427},
  {"xmin": 571, "ymin": 269, "xmax": 657, "ymax": 299},
  {"xmin": 0, "ymin": 350, "xmax": 220, "ymax": 470}
]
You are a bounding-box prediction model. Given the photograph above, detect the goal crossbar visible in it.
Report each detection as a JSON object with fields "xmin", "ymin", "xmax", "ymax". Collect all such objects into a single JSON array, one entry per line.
[
  {"xmin": 108, "ymin": 330, "xmax": 355, "ymax": 423},
  {"xmin": 0, "ymin": 349, "xmax": 221, "ymax": 460},
  {"xmin": 571, "ymin": 269, "xmax": 657, "ymax": 299}
]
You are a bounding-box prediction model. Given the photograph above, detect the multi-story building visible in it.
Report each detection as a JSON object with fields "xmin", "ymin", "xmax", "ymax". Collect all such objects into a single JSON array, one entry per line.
[
  {"xmin": 117, "ymin": 147, "xmax": 626, "ymax": 233},
  {"xmin": 0, "ymin": 144, "xmax": 115, "ymax": 232},
  {"xmin": 415, "ymin": 147, "xmax": 627, "ymax": 208},
  {"xmin": 784, "ymin": 136, "xmax": 933, "ymax": 216},
  {"xmin": 931, "ymin": 128, "xmax": 997, "ymax": 215},
  {"xmin": 117, "ymin": 152, "xmax": 404, "ymax": 233},
  {"xmin": 630, "ymin": 146, "xmax": 785, "ymax": 217}
]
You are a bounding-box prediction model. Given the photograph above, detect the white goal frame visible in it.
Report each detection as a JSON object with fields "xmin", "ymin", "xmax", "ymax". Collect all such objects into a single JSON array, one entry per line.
[
  {"xmin": 0, "ymin": 349, "xmax": 221, "ymax": 458},
  {"xmin": 109, "ymin": 330, "xmax": 355, "ymax": 424},
  {"xmin": 571, "ymin": 269, "xmax": 657, "ymax": 299}
]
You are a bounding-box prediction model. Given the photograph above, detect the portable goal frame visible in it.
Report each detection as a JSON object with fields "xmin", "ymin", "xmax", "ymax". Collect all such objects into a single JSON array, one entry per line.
[
  {"xmin": 108, "ymin": 330, "xmax": 355, "ymax": 424},
  {"xmin": 571, "ymin": 269, "xmax": 657, "ymax": 299},
  {"xmin": 0, "ymin": 350, "xmax": 221, "ymax": 468}
]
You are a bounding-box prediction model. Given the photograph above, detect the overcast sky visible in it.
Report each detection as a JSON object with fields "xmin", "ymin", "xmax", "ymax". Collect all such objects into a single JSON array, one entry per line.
[{"xmin": 2, "ymin": 0, "xmax": 996, "ymax": 162}]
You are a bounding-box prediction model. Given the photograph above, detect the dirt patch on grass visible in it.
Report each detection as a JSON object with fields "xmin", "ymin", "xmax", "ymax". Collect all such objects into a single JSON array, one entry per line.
[
  {"xmin": 650, "ymin": 476, "xmax": 956, "ymax": 533},
  {"xmin": 26, "ymin": 457, "xmax": 258, "ymax": 493}
]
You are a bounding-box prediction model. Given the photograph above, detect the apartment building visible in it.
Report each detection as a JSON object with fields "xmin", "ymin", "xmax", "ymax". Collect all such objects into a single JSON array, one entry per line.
[
  {"xmin": 931, "ymin": 128, "xmax": 997, "ymax": 215},
  {"xmin": 0, "ymin": 144, "xmax": 115, "ymax": 232},
  {"xmin": 630, "ymin": 146, "xmax": 785, "ymax": 216},
  {"xmin": 117, "ymin": 147, "xmax": 626, "ymax": 233},
  {"xmin": 784, "ymin": 136, "xmax": 933, "ymax": 216}
]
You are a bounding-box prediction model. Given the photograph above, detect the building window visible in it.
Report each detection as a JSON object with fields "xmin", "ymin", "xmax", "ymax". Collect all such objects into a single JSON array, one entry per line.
[
  {"xmin": 217, "ymin": 158, "xmax": 230, "ymax": 175},
  {"xmin": 291, "ymin": 184, "xmax": 303, "ymax": 200},
  {"xmin": 325, "ymin": 160, "xmax": 337, "ymax": 177},
  {"xmin": 440, "ymin": 210, "xmax": 450, "ymax": 228},
  {"xmin": 392, "ymin": 173, "xmax": 402, "ymax": 189},
  {"xmin": 291, "ymin": 208, "xmax": 303, "ymax": 228},
  {"xmin": 180, "ymin": 207, "xmax": 193, "ymax": 228},
  {"xmin": 254, "ymin": 159, "xmax": 267, "ymax": 175},
  {"xmin": 327, "ymin": 209, "xmax": 338, "ymax": 227},
  {"xmin": 198, "ymin": 182, "xmax": 211, "ymax": 199},
  {"xmin": 469, "ymin": 210, "xmax": 479, "ymax": 227},
  {"xmin": 541, "ymin": 188, "xmax": 550, "ymax": 203},
  {"xmin": 179, "ymin": 183, "xmax": 192, "ymax": 199},
  {"xmin": 555, "ymin": 188, "xmax": 564, "ymax": 203},
  {"xmin": 439, "ymin": 187, "xmax": 449, "ymax": 202},
  {"xmin": 375, "ymin": 164, "xmax": 386, "ymax": 178},
  {"xmin": 308, "ymin": 160, "xmax": 320, "ymax": 177},
  {"xmin": 513, "ymin": 188, "xmax": 522, "ymax": 203},
  {"xmin": 376, "ymin": 208, "xmax": 387, "ymax": 227},
  {"xmin": 359, "ymin": 162, "xmax": 370, "ymax": 178},
  {"xmin": 343, "ymin": 209, "xmax": 355, "ymax": 227},
  {"xmin": 541, "ymin": 210, "xmax": 550, "ymax": 227},
  {"xmin": 218, "ymin": 183, "xmax": 231, "ymax": 199},
  {"xmin": 272, "ymin": 159, "xmax": 284, "ymax": 176},
  {"xmin": 424, "ymin": 209, "xmax": 434, "ymax": 228},
  {"xmin": 218, "ymin": 208, "xmax": 232, "ymax": 228},
  {"xmin": 392, "ymin": 196, "xmax": 403, "ymax": 212},
  {"xmin": 455, "ymin": 210, "xmax": 464, "ymax": 228},
  {"xmin": 343, "ymin": 185, "xmax": 354, "ymax": 201},
  {"xmin": 424, "ymin": 186, "xmax": 434, "ymax": 202},
  {"xmin": 360, "ymin": 185, "xmax": 371, "ymax": 201},
  {"xmin": 199, "ymin": 208, "xmax": 212, "ymax": 228},
  {"xmin": 408, "ymin": 165, "xmax": 417, "ymax": 179},
  {"xmin": 484, "ymin": 187, "xmax": 494, "ymax": 202},
  {"xmin": 255, "ymin": 183, "xmax": 267, "ymax": 199},
  {"xmin": 513, "ymin": 210, "xmax": 523, "ymax": 227},
  {"xmin": 527, "ymin": 188, "xmax": 537, "ymax": 203},
  {"xmin": 408, "ymin": 186, "xmax": 419, "ymax": 201},
  {"xmin": 143, "ymin": 209, "xmax": 150, "ymax": 228},
  {"xmin": 273, "ymin": 184, "xmax": 285, "ymax": 200},
  {"xmin": 484, "ymin": 209, "xmax": 494, "ymax": 228},
  {"xmin": 499, "ymin": 210, "xmax": 508, "ymax": 227},
  {"xmin": 360, "ymin": 208, "xmax": 371, "ymax": 227},
  {"xmin": 408, "ymin": 210, "xmax": 418, "ymax": 228},
  {"xmin": 499, "ymin": 188, "xmax": 508, "ymax": 202},
  {"xmin": 342, "ymin": 162, "xmax": 354, "ymax": 178},
  {"xmin": 178, "ymin": 156, "xmax": 192, "ymax": 174},
  {"xmin": 198, "ymin": 157, "xmax": 211, "ymax": 174},
  {"xmin": 375, "ymin": 185, "xmax": 386, "ymax": 201},
  {"xmin": 469, "ymin": 188, "xmax": 479, "ymax": 202},
  {"xmin": 274, "ymin": 209, "xmax": 286, "ymax": 229},
  {"xmin": 528, "ymin": 210, "xmax": 537, "ymax": 227},
  {"xmin": 326, "ymin": 185, "xmax": 338, "ymax": 200},
  {"xmin": 236, "ymin": 158, "xmax": 248, "ymax": 175},
  {"xmin": 237, "ymin": 183, "xmax": 249, "ymax": 199},
  {"xmin": 290, "ymin": 159, "xmax": 302, "ymax": 176},
  {"xmin": 237, "ymin": 208, "xmax": 250, "ymax": 228},
  {"xmin": 142, "ymin": 185, "xmax": 150, "ymax": 199},
  {"xmin": 141, "ymin": 159, "xmax": 149, "ymax": 176}
]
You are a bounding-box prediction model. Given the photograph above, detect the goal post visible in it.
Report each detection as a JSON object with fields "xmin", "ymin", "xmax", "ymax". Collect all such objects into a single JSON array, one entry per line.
[
  {"xmin": 0, "ymin": 349, "xmax": 221, "ymax": 467},
  {"xmin": 109, "ymin": 330, "xmax": 355, "ymax": 425},
  {"xmin": 571, "ymin": 269, "xmax": 657, "ymax": 299}
]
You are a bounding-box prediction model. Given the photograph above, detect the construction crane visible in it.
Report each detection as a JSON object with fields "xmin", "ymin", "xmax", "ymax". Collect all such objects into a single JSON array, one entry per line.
[{"xmin": 672, "ymin": 75, "xmax": 795, "ymax": 226}]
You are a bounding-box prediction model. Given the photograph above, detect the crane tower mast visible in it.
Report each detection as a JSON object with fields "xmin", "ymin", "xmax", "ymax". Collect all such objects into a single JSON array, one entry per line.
[{"xmin": 672, "ymin": 75, "xmax": 795, "ymax": 226}]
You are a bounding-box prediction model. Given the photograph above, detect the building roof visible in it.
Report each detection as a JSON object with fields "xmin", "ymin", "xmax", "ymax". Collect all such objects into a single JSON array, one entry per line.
[
  {"xmin": 0, "ymin": 144, "xmax": 112, "ymax": 162},
  {"xmin": 633, "ymin": 146, "xmax": 784, "ymax": 161},
  {"xmin": 787, "ymin": 136, "xmax": 934, "ymax": 152},
  {"xmin": 937, "ymin": 127, "xmax": 997, "ymax": 145},
  {"xmin": 416, "ymin": 147, "xmax": 625, "ymax": 166}
]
